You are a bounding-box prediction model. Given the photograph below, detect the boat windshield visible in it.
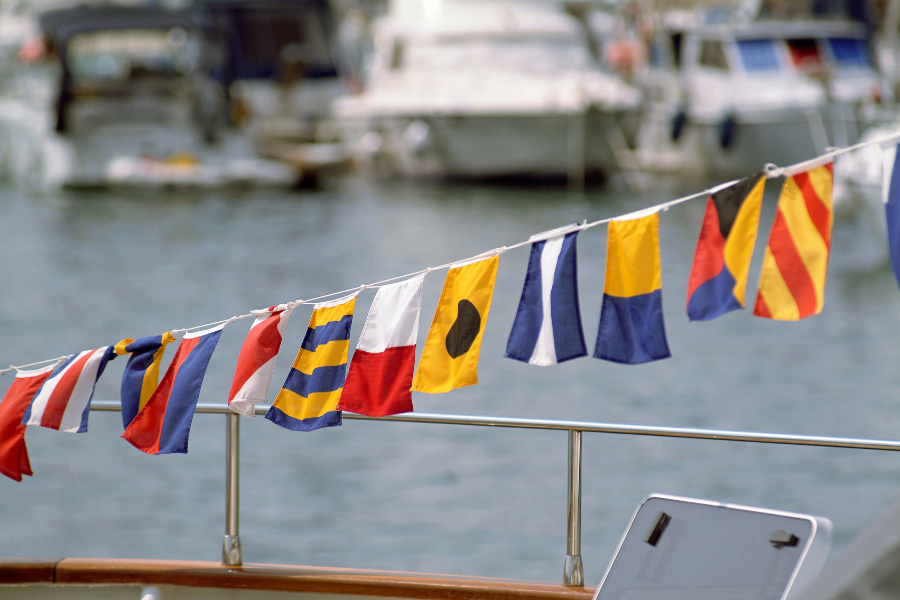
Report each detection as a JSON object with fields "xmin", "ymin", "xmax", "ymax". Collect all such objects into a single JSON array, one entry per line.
[
  {"xmin": 827, "ymin": 37, "xmax": 872, "ymax": 67},
  {"xmin": 407, "ymin": 37, "xmax": 592, "ymax": 74},
  {"xmin": 736, "ymin": 39, "xmax": 782, "ymax": 72},
  {"xmin": 66, "ymin": 27, "xmax": 204, "ymax": 93}
]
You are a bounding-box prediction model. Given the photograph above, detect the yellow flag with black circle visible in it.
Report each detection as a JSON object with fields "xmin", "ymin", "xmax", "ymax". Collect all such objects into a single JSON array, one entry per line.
[{"xmin": 412, "ymin": 256, "xmax": 499, "ymax": 394}]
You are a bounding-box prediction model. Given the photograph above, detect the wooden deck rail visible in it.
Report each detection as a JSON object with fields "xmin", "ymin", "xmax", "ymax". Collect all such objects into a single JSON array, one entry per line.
[{"xmin": 0, "ymin": 559, "xmax": 597, "ymax": 600}]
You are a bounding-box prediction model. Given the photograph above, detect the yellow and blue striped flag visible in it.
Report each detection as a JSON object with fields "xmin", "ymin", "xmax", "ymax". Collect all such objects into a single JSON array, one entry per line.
[{"xmin": 266, "ymin": 293, "xmax": 358, "ymax": 431}]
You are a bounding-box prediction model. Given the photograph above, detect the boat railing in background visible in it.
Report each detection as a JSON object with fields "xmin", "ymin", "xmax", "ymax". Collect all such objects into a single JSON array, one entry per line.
[{"xmin": 89, "ymin": 400, "xmax": 900, "ymax": 587}]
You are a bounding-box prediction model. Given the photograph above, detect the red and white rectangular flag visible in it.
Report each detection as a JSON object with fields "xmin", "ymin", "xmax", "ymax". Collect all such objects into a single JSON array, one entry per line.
[
  {"xmin": 339, "ymin": 275, "xmax": 425, "ymax": 416},
  {"xmin": 24, "ymin": 347, "xmax": 116, "ymax": 433},
  {"xmin": 0, "ymin": 365, "xmax": 55, "ymax": 481},
  {"xmin": 228, "ymin": 303, "xmax": 296, "ymax": 416}
]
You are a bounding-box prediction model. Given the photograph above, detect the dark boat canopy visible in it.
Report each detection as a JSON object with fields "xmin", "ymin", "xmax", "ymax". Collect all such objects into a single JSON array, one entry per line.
[
  {"xmin": 203, "ymin": 0, "xmax": 339, "ymax": 82},
  {"xmin": 39, "ymin": 4, "xmax": 211, "ymax": 49},
  {"xmin": 40, "ymin": 0, "xmax": 341, "ymax": 131},
  {"xmin": 40, "ymin": 0, "xmax": 340, "ymax": 82}
]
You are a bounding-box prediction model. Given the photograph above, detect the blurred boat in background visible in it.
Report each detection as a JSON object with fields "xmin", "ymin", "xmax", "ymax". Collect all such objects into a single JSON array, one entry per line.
[
  {"xmin": 0, "ymin": 2, "xmax": 348, "ymax": 191},
  {"xmin": 2, "ymin": 0, "xmax": 896, "ymax": 191},
  {"xmin": 0, "ymin": 0, "xmax": 39, "ymax": 65},
  {"xmin": 207, "ymin": 0, "xmax": 351, "ymax": 186},
  {"xmin": 831, "ymin": 111, "xmax": 898, "ymax": 242},
  {"xmin": 629, "ymin": 14, "xmax": 888, "ymax": 179},
  {"xmin": 330, "ymin": 0, "xmax": 642, "ymax": 186},
  {"xmin": 829, "ymin": 0, "xmax": 900, "ymax": 232}
]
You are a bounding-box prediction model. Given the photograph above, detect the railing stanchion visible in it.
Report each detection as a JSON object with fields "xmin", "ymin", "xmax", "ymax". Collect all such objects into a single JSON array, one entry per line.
[
  {"xmin": 83, "ymin": 401, "xmax": 900, "ymax": 575},
  {"xmin": 563, "ymin": 429, "xmax": 583, "ymax": 587},
  {"xmin": 223, "ymin": 411, "xmax": 242, "ymax": 566}
]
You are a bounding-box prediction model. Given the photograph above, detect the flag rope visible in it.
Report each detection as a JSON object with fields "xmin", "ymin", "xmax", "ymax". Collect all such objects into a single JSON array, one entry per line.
[
  {"xmin": 2, "ymin": 132, "xmax": 897, "ymax": 375},
  {"xmin": 0, "ymin": 355, "xmax": 71, "ymax": 375}
]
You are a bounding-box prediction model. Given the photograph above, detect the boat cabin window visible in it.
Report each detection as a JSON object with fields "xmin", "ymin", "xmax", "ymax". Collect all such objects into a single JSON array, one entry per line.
[
  {"xmin": 698, "ymin": 39, "xmax": 728, "ymax": 71},
  {"xmin": 66, "ymin": 28, "xmax": 203, "ymax": 94},
  {"xmin": 649, "ymin": 32, "xmax": 679, "ymax": 68},
  {"xmin": 736, "ymin": 39, "xmax": 781, "ymax": 71},
  {"xmin": 827, "ymin": 37, "xmax": 872, "ymax": 67},
  {"xmin": 786, "ymin": 38, "xmax": 822, "ymax": 69},
  {"xmin": 233, "ymin": 8, "xmax": 334, "ymax": 78},
  {"xmin": 647, "ymin": 36, "xmax": 666, "ymax": 67}
]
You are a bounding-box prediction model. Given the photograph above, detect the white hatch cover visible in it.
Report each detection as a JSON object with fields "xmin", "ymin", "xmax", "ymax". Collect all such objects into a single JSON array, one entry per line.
[{"xmin": 593, "ymin": 494, "xmax": 832, "ymax": 600}]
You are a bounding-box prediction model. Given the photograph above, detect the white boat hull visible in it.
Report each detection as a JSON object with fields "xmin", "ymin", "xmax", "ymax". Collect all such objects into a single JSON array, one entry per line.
[
  {"xmin": 338, "ymin": 109, "xmax": 634, "ymax": 180},
  {"xmin": 0, "ymin": 100, "xmax": 301, "ymax": 192},
  {"xmin": 634, "ymin": 103, "xmax": 858, "ymax": 179}
]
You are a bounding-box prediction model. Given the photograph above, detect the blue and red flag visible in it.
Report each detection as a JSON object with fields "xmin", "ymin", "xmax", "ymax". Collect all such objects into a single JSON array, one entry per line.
[
  {"xmin": 122, "ymin": 324, "xmax": 225, "ymax": 455},
  {"xmin": 594, "ymin": 209, "xmax": 670, "ymax": 364},
  {"xmin": 686, "ymin": 174, "xmax": 765, "ymax": 321}
]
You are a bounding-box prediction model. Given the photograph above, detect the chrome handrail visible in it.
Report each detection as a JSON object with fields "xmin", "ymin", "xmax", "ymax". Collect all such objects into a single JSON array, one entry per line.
[{"xmin": 88, "ymin": 400, "xmax": 900, "ymax": 586}]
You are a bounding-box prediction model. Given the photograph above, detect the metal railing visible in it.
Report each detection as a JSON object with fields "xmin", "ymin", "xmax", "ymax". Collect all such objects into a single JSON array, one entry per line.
[{"xmin": 90, "ymin": 400, "xmax": 900, "ymax": 587}]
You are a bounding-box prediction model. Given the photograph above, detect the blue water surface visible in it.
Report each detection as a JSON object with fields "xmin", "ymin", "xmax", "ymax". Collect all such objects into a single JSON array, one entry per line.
[{"xmin": 0, "ymin": 175, "xmax": 898, "ymax": 586}]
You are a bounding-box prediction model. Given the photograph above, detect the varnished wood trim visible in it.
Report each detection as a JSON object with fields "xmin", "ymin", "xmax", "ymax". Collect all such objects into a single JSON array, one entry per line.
[
  {"xmin": 32, "ymin": 558, "xmax": 596, "ymax": 600},
  {"xmin": 0, "ymin": 559, "xmax": 61, "ymax": 584}
]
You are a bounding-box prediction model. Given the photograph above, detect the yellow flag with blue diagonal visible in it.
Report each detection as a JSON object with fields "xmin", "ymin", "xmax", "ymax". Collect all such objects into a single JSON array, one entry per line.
[
  {"xmin": 411, "ymin": 256, "xmax": 499, "ymax": 394},
  {"xmin": 265, "ymin": 293, "xmax": 358, "ymax": 431}
]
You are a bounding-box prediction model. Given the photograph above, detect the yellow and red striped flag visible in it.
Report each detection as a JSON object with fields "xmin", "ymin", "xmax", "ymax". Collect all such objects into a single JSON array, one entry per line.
[{"xmin": 753, "ymin": 159, "xmax": 833, "ymax": 321}]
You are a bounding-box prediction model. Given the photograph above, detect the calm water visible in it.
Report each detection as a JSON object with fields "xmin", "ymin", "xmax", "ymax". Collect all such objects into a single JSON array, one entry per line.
[{"xmin": 1, "ymin": 174, "xmax": 899, "ymax": 585}]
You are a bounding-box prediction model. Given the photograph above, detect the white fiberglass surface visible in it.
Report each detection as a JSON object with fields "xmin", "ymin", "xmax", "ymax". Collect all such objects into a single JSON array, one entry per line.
[{"xmin": 405, "ymin": 38, "xmax": 592, "ymax": 75}]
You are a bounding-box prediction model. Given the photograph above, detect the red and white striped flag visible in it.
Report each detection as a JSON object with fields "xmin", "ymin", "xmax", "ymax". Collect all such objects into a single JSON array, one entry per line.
[
  {"xmin": 24, "ymin": 347, "xmax": 116, "ymax": 433},
  {"xmin": 228, "ymin": 304, "xmax": 296, "ymax": 416}
]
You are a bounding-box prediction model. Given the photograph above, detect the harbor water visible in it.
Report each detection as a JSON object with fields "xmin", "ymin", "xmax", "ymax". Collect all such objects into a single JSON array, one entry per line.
[{"xmin": 1, "ymin": 174, "xmax": 899, "ymax": 585}]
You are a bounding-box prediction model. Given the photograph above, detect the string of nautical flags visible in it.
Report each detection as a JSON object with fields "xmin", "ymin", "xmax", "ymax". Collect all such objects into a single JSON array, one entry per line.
[{"xmin": 3, "ymin": 133, "xmax": 900, "ymax": 481}]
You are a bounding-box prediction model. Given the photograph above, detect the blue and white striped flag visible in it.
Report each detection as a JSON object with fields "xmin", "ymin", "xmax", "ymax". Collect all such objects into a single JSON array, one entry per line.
[
  {"xmin": 505, "ymin": 224, "xmax": 586, "ymax": 366},
  {"xmin": 882, "ymin": 138, "xmax": 900, "ymax": 289}
]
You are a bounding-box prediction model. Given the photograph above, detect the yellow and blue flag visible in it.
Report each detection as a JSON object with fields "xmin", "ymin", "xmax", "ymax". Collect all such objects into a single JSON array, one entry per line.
[
  {"xmin": 266, "ymin": 293, "xmax": 358, "ymax": 431},
  {"xmin": 594, "ymin": 210, "xmax": 671, "ymax": 364},
  {"xmin": 115, "ymin": 333, "xmax": 176, "ymax": 429}
]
